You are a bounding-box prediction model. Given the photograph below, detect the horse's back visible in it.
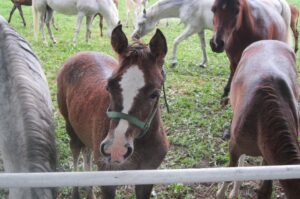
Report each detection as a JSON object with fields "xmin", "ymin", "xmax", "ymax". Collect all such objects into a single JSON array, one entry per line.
[
  {"xmin": 57, "ymin": 52, "xmax": 117, "ymax": 148},
  {"xmin": 230, "ymin": 41, "xmax": 297, "ymax": 155},
  {"xmin": 231, "ymin": 40, "xmax": 296, "ymax": 106},
  {"xmin": 0, "ymin": 16, "xmax": 56, "ymax": 198},
  {"xmin": 248, "ymin": 0, "xmax": 288, "ymax": 41}
]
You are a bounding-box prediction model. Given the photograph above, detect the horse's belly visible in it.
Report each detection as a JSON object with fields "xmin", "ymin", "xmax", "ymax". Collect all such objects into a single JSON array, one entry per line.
[{"xmin": 47, "ymin": 0, "xmax": 78, "ymax": 15}]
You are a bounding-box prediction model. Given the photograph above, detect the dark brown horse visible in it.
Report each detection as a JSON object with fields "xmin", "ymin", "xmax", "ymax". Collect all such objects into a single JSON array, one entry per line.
[
  {"xmin": 8, "ymin": 0, "xmax": 32, "ymax": 27},
  {"xmin": 57, "ymin": 25, "xmax": 169, "ymax": 199},
  {"xmin": 210, "ymin": 0, "xmax": 291, "ymax": 106},
  {"xmin": 290, "ymin": 5, "xmax": 299, "ymax": 53},
  {"xmin": 216, "ymin": 40, "xmax": 300, "ymax": 199}
]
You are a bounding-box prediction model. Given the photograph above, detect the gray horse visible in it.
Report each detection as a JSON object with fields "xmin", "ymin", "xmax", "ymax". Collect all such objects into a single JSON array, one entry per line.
[{"xmin": 0, "ymin": 16, "xmax": 57, "ymax": 199}]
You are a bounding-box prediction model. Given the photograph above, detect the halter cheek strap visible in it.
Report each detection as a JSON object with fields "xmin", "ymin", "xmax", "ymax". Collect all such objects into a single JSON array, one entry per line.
[{"xmin": 106, "ymin": 98, "xmax": 159, "ymax": 139}]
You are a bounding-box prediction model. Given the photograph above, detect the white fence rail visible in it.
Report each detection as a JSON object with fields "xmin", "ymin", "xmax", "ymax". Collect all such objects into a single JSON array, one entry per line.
[{"xmin": 1, "ymin": 165, "xmax": 300, "ymax": 188}]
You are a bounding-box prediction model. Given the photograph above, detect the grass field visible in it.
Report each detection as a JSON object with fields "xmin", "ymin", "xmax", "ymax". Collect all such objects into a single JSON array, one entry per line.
[{"xmin": 0, "ymin": 0, "xmax": 300, "ymax": 198}]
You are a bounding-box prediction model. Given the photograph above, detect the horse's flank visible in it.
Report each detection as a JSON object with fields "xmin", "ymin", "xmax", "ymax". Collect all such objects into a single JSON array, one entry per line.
[
  {"xmin": 230, "ymin": 40, "xmax": 300, "ymax": 198},
  {"xmin": 0, "ymin": 16, "xmax": 56, "ymax": 198}
]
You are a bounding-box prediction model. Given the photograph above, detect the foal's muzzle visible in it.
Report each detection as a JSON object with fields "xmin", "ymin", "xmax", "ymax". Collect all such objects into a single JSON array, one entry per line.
[
  {"xmin": 100, "ymin": 141, "xmax": 133, "ymax": 164},
  {"xmin": 210, "ymin": 37, "xmax": 225, "ymax": 53}
]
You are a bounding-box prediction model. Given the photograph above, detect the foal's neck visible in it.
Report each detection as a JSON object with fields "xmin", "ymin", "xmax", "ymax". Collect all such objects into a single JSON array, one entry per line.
[{"xmin": 147, "ymin": 0, "xmax": 183, "ymax": 21}]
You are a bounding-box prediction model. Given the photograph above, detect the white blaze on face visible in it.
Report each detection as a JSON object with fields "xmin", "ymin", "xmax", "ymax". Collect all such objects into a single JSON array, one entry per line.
[{"xmin": 108, "ymin": 65, "xmax": 145, "ymax": 161}]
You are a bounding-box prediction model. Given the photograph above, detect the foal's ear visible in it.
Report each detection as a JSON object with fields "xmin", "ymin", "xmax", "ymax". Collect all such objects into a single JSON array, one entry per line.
[
  {"xmin": 111, "ymin": 24, "xmax": 128, "ymax": 54},
  {"xmin": 149, "ymin": 29, "xmax": 167, "ymax": 60}
]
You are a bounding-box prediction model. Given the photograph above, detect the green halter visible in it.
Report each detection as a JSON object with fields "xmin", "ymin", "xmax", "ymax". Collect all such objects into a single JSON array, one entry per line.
[{"xmin": 106, "ymin": 98, "xmax": 159, "ymax": 139}]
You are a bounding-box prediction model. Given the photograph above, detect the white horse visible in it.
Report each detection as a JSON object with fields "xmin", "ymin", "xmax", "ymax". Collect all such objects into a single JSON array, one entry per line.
[
  {"xmin": 132, "ymin": 0, "xmax": 214, "ymax": 67},
  {"xmin": 32, "ymin": 0, "xmax": 119, "ymax": 44},
  {"xmin": 125, "ymin": 0, "xmax": 148, "ymax": 26},
  {"xmin": 0, "ymin": 16, "xmax": 57, "ymax": 199}
]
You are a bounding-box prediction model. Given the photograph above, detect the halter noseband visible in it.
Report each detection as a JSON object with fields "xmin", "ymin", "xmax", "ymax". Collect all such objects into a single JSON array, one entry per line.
[{"xmin": 106, "ymin": 97, "xmax": 159, "ymax": 139}]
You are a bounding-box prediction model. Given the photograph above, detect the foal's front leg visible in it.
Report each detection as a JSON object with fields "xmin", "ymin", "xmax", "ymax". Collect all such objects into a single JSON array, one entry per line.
[
  {"xmin": 101, "ymin": 185, "xmax": 117, "ymax": 199},
  {"xmin": 135, "ymin": 184, "xmax": 153, "ymax": 199}
]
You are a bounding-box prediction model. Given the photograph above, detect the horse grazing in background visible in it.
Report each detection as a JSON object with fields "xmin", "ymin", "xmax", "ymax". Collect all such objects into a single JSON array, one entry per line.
[
  {"xmin": 94, "ymin": 0, "xmax": 119, "ymax": 37},
  {"xmin": 290, "ymin": 5, "xmax": 299, "ymax": 53},
  {"xmin": 125, "ymin": 0, "xmax": 148, "ymax": 26},
  {"xmin": 57, "ymin": 25, "xmax": 169, "ymax": 199},
  {"xmin": 8, "ymin": 0, "xmax": 31, "ymax": 27},
  {"xmin": 32, "ymin": 0, "xmax": 119, "ymax": 44},
  {"xmin": 0, "ymin": 16, "xmax": 57, "ymax": 199},
  {"xmin": 210, "ymin": 0, "xmax": 292, "ymax": 106},
  {"xmin": 216, "ymin": 40, "xmax": 300, "ymax": 199},
  {"xmin": 132, "ymin": 0, "xmax": 214, "ymax": 68}
]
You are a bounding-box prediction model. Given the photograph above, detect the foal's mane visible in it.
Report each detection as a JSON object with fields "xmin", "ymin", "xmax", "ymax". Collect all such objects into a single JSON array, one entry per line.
[
  {"xmin": 255, "ymin": 77, "xmax": 300, "ymax": 164},
  {"xmin": 116, "ymin": 41, "xmax": 151, "ymax": 72},
  {"xmin": 0, "ymin": 18, "xmax": 56, "ymax": 173}
]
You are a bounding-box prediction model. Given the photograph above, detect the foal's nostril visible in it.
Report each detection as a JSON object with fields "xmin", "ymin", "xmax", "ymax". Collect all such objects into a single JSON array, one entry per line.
[
  {"xmin": 100, "ymin": 142, "xmax": 110, "ymax": 157},
  {"xmin": 124, "ymin": 144, "xmax": 133, "ymax": 159}
]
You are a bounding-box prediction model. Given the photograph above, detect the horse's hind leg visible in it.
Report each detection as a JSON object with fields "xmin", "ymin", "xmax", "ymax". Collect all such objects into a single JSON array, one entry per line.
[
  {"xmin": 73, "ymin": 13, "xmax": 84, "ymax": 45},
  {"xmin": 198, "ymin": 31, "xmax": 208, "ymax": 68},
  {"xmin": 85, "ymin": 15, "xmax": 93, "ymax": 43},
  {"xmin": 17, "ymin": 6, "xmax": 26, "ymax": 27},
  {"xmin": 170, "ymin": 26, "xmax": 195, "ymax": 67},
  {"xmin": 216, "ymin": 143, "xmax": 241, "ymax": 199},
  {"xmin": 229, "ymin": 154, "xmax": 246, "ymax": 199},
  {"xmin": 66, "ymin": 122, "xmax": 83, "ymax": 199},
  {"xmin": 135, "ymin": 184, "xmax": 153, "ymax": 199},
  {"xmin": 8, "ymin": 5, "xmax": 17, "ymax": 23},
  {"xmin": 255, "ymin": 159, "xmax": 273, "ymax": 199},
  {"xmin": 82, "ymin": 147, "xmax": 96, "ymax": 199},
  {"xmin": 45, "ymin": 7, "xmax": 57, "ymax": 44},
  {"xmin": 38, "ymin": 9, "xmax": 47, "ymax": 44},
  {"xmin": 51, "ymin": 17, "xmax": 59, "ymax": 31}
]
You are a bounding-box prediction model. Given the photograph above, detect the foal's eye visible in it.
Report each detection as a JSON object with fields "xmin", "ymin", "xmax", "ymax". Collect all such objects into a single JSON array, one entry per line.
[{"xmin": 150, "ymin": 91, "xmax": 160, "ymax": 99}]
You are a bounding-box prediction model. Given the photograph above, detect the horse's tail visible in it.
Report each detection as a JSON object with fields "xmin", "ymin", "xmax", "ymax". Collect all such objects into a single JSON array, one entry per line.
[
  {"xmin": 32, "ymin": 0, "xmax": 39, "ymax": 40},
  {"xmin": 277, "ymin": 0, "xmax": 293, "ymax": 46},
  {"xmin": 256, "ymin": 76, "xmax": 300, "ymax": 165}
]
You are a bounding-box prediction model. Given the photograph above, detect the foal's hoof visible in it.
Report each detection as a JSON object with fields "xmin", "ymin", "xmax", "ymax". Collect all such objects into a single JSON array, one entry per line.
[
  {"xmin": 222, "ymin": 129, "xmax": 231, "ymax": 140},
  {"xmin": 220, "ymin": 97, "xmax": 229, "ymax": 107}
]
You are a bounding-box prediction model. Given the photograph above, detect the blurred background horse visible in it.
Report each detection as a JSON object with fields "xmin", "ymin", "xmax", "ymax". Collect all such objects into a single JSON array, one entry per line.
[
  {"xmin": 132, "ymin": 0, "xmax": 214, "ymax": 68},
  {"xmin": 32, "ymin": 0, "xmax": 119, "ymax": 44}
]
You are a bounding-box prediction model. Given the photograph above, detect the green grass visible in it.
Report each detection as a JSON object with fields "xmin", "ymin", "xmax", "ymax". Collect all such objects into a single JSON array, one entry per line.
[{"xmin": 0, "ymin": 0, "xmax": 300, "ymax": 198}]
